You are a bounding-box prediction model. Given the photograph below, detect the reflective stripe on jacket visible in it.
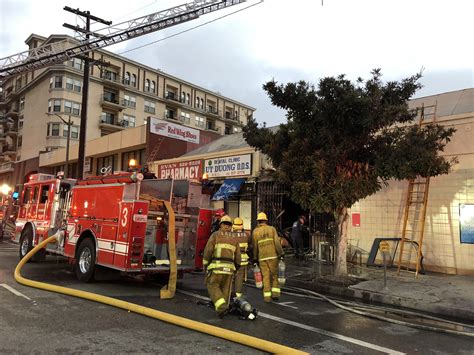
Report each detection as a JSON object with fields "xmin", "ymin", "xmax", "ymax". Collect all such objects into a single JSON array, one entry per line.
[
  {"xmin": 234, "ymin": 231, "xmax": 250, "ymax": 266},
  {"xmin": 252, "ymin": 224, "xmax": 283, "ymax": 262}
]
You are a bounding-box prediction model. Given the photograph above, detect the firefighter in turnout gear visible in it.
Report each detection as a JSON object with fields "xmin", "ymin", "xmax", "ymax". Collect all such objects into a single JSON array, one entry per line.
[
  {"xmin": 252, "ymin": 212, "xmax": 284, "ymax": 302},
  {"xmin": 203, "ymin": 215, "xmax": 241, "ymax": 317},
  {"xmin": 232, "ymin": 217, "xmax": 250, "ymax": 298}
]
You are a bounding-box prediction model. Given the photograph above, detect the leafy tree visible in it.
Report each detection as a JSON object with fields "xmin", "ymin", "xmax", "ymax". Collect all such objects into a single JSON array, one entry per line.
[{"xmin": 243, "ymin": 69, "xmax": 456, "ymax": 276}]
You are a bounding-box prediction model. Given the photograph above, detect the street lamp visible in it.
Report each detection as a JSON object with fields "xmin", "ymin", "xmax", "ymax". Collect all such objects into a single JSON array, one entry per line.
[{"xmin": 47, "ymin": 113, "xmax": 72, "ymax": 178}]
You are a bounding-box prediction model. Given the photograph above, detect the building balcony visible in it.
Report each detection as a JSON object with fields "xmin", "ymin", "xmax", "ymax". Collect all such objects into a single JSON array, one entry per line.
[
  {"xmin": 164, "ymin": 94, "xmax": 183, "ymax": 109},
  {"xmin": 206, "ymin": 107, "xmax": 219, "ymax": 117},
  {"xmin": 1, "ymin": 145, "xmax": 17, "ymax": 156},
  {"xmin": 0, "ymin": 161, "xmax": 14, "ymax": 174},
  {"xmin": 5, "ymin": 104, "xmax": 19, "ymax": 119},
  {"xmin": 100, "ymin": 94, "xmax": 125, "ymax": 111},
  {"xmin": 0, "ymin": 94, "xmax": 7, "ymax": 109},
  {"xmin": 5, "ymin": 127, "xmax": 18, "ymax": 137},
  {"xmin": 99, "ymin": 117, "xmax": 126, "ymax": 134},
  {"xmin": 100, "ymin": 73, "xmax": 124, "ymax": 88},
  {"xmin": 164, "ymin": 113, "xmax": 178, "ymax": 121},
  {"xmin": 206, "ymin": 125, "xmax": 220, "ymax": 133}
]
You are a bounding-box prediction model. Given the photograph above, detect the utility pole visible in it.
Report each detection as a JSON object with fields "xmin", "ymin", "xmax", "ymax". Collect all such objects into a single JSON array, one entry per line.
[{"xmin": 63, "ymin": 7, "xmax": 111, "ymax": 179}]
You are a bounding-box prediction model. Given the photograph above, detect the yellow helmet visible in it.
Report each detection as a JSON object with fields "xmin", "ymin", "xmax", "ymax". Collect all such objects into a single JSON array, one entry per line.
[
  {"xmin": 220, "ymin": 215, "xmax": 232, "ymax": 225},
  {"xmin": 233, "ymin": 217, "xmax": 244, "ymax": 230},
  {"xmin": 257, "ymin": 212, "xmax": 268, "ymax": 221}
]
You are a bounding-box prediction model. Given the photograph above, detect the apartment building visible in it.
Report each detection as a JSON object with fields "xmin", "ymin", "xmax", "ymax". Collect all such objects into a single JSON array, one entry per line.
[{"xmin": 0, "ymin": 33, "xmax": 255, "ymax": 185}]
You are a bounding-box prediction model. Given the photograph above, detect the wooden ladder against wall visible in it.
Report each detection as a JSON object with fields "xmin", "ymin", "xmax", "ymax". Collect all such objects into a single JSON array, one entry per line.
[
  {"xmin": 397, "ymin": 102, "xmax": 437, "ymax": 278},
  {"xmin": 146, "ymin": 137, "xmax": 165, "ymax": 165}
]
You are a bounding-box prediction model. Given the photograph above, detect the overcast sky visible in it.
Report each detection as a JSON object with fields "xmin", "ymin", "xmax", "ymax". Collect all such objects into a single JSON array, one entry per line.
[{"xmin": 1, "ymin": 0, "xmax": 473, "ymax": 125}]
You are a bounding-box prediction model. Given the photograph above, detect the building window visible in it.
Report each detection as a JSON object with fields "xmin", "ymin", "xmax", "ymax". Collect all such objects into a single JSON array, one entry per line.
[
  {"xmin": 72, "ymin": 103, "xmax": 80, "ymax": 115},
  {"xmin": 101, "ymin": 112, "xmax": 115, "ymax": 125},
  {"xmin": 48, "ymin": 99, "xmax": 61, "ymax": 112},
  {"xmin": 123, "ymin": 114, "xmax": 136, "ymax": 128},
  {"xmin": 71, "ymin": 126, "xmax": 79, "ymax": 139},
  {"xmin": 196, "ymin": 96, "xmax": 200, "ymax": 108},
  {"xmin": 165, "ymin": 108, "xmax": 175, "ymax": 120},
  {"xmin": 48, "ymin": 123, "xmax": 60, "ymax": 136},
  {"xmin": 63, "ymin": 125, "xmax": 69, "ymax": 137},
  {"xmin": 122, "ymin": 149, "xmax": 146, "ymax": 171},
  {"xmin": 144, "ymin": 100, "xmax": 155, "ymax": 114},
  {"xmin": 49, "ymin": 76, "xmax": 63, "ymax": 89},
  {"xmin": 66, "ymin": 77, "xmax": 82, "ymax": 92},
  {"xmin": 18, "ymin": 135, "xmax": 22, "ymax": 148},
  {"xmin": 145, "ymin": 79, "xmax": 150, "ymax": 92},
  {"xmin": 124, "ymin": 72, "xmax": 131, "ymax": 85},
  {"xmin": 151, "ymin": 81, "xmax": 156, "ymax": 93},
  {"xmin": 70, "ymin": 58, "xmax": 83, "ymax": 70},
  {"xmin": 165, "ymin": 90, "xmax": 176, "ymax": 100},
  {"xmin": 64, "ymin": 100, "xmax": 80, "ymax": 115},
  {"xmin": 180, "ymin": 112, "xmax": 190, "ymax": 124},
  {"xmin": 225, "ymin": 125, "xmax": 231, "ymax": 135},
  {"xmin": 64, "ymin": 101, "xmax": 72, "ymax": 114},
  {"xmin": 19, "ymin": 120, "xmax": 24, "ymax": 129},
  {"xmin": 123, "ymin": 94, "xmax": 136, "ymax": 108},
  {"xmin": 19, "ymin": 97, "xmax": 25, "ymax": 110},
  {"xmin": 200, "ymin": 98, "xmax": 204, "ymax": 109},
  {"xmin": 97, "ymin": 154, "xmax": 117, "ymax": 175},
  {"xmin": 195, "ymin": 116, "xmax": 205, "ymax": 128},
  {"xmin": 186, "ymin": 93, "xmax": 190, "ymax": 105},
  {"xmin": 181, "ymin": 92, "xmax": 185, "ymax": 103},
  {"xmin": 131, "ymin": 74, "xmax": 137, "ymax": 87}
]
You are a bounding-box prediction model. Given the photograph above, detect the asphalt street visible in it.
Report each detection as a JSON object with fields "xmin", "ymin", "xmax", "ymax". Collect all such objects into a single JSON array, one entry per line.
[{"xmin": 1, "ymin": 241, "xmax": 473, "ymax": 354}]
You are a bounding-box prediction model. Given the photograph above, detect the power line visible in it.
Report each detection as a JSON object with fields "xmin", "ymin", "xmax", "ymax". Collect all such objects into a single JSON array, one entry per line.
[{"xmin": 118, "ymin": 0, "xmax": 263, "ymax": 56}]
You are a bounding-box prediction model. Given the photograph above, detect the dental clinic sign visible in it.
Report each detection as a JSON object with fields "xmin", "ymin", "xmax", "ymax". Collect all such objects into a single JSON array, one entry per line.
[
  {"xmin": 204, "ymin": 154, "xmax": 252, "ymax": 178},
  {"xmin": 150, "ymin": 117, "xmax": 200, "ymax": 144}
]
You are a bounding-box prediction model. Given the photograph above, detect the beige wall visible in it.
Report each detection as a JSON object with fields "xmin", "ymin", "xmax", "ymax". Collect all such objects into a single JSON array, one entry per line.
[{"xmin": 348, "ymin": 113, "xmax": 474, "ymax": 275}]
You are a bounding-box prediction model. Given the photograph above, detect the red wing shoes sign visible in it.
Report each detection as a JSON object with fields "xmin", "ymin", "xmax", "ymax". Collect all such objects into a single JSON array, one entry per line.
[{"xmin": 150, "ymin": 117, "xmax": 200, "ymax": 144}]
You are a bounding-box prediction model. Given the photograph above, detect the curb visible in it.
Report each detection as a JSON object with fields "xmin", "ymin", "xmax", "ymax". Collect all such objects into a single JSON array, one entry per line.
[{"xmin": 285, "ymin": 279, "xmax": 474, "ymax": 323}]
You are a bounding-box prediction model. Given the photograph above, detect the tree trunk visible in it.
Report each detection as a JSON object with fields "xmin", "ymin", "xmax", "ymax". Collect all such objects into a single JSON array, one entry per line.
[{"xmin": 335, "ymin": 207, "xmax": 350, "ymax": 276}]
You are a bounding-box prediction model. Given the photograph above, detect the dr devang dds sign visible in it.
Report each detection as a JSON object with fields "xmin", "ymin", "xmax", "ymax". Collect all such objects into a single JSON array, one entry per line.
[
  {"xmin": 150, "ymin": 117, "xmax": 200, "ymax": 144},
  {"xmin": 158, "ymin": 160, "xmax": 202, "ymax": 180},
  {"xmin": 204, "ymin": 154, "xmax": 252, "ymax": 178}
]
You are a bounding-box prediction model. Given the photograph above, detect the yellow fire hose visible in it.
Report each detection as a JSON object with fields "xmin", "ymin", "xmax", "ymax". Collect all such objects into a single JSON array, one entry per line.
[{"xmin": 14, "ymin": 235, "xmax": 307, "ymax": 355}]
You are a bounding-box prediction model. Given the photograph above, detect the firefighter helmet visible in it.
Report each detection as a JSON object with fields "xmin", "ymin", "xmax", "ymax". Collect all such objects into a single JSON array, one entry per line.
[
  {"xmin": 257, "ymin": 212, "xmax": 268, "ymax": 221},
  {"xmin": 214, "ymin": 208, "xmax": 226, "ymax": 217},
  {"xmin": 233, "ymin": 217, "xmax": 244, "ymax": 230},
  {"xmin": 220, "ymin": 215, "xmax": 232, "ymax": 225}
]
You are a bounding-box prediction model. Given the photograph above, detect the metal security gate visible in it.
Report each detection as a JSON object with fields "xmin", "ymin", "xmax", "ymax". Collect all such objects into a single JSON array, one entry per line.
[{"xmin": 256, "ymin": 181, "xmax": 286, "ymax": 231}]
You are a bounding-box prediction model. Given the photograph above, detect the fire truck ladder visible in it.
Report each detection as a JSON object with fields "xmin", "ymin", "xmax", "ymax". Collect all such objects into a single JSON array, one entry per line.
[
  {"xmin": 0, "ymin": 0, "xmax": 246, "ymax": 79},
  {"xmin": 397, "ymin": 103, "xmax": 437, "ymax": 277}
]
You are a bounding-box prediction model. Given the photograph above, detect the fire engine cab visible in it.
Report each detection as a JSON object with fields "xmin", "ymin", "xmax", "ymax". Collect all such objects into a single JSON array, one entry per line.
[{"xmin": 14, "ymin": 172, "xmax": 213, "ymax": 282}]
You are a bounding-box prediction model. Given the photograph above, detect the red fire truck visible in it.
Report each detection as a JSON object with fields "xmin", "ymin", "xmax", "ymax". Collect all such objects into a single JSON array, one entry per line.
[{"xmin": 13, "ymin": 172, "xmax": 213, "ymax": 282}]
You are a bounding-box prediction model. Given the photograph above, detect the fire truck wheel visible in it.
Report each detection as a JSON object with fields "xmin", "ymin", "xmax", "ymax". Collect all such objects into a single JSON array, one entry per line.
[
  {"xmin": 75, "ymin": 238, "xmax": 96, "ymax": 282},
  {"xmin": 19, "ymin": 228, "xmax": 33, "ymax": 261}
]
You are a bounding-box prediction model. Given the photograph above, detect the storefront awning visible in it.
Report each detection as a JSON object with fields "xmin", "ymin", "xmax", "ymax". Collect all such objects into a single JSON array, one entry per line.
[{"xmin": 211, "ymin": 178, "xmax": 245, "ymax": 201}]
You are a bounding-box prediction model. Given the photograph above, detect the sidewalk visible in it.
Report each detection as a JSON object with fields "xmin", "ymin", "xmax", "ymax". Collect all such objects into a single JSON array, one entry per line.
[{"xmin": 283, "ymin": 257, "xmax": 474, "ymax": 323}]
